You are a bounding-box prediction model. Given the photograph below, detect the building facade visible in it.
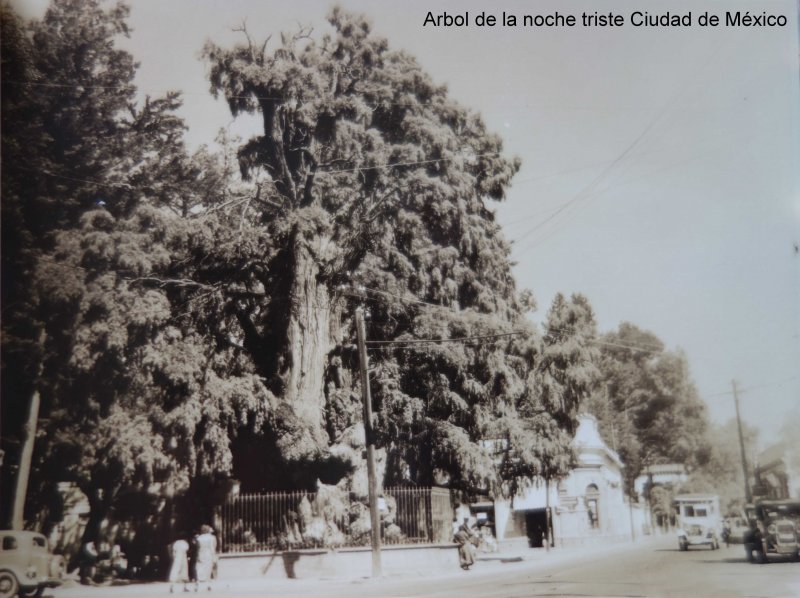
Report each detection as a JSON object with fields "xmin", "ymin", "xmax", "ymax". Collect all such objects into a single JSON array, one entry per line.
[
  {"xmin": 492, "ymin": 414, "xmax": 646, "ymax": 547},
  {"xmin": 755, "ymin": 442, "xmax": 799, "ymax": 499}
]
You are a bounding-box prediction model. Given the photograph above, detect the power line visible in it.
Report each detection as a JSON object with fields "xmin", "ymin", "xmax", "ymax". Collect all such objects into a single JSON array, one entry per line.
[
  {"xmin": 2, "ymin": 79, "xmax": 491, "ymax": 111},
  {"xmin": 510, "ymin": 40, "xmax": 728, "ymax": 257},
  {"xmin": 12, "ymin": 149, "xmax": 501, "ymax": 187},
  {"xmin": 545, "ymin": 325, "xmax": 664, "ymax": 352},
  {"xmin": 319, "ymin": 152, "xmax": 500, "ymax": 175},
  {"xmin": 14, "ymin": 164, "xmax": 133, "ymax": 191},
  {"xmin": 362, "ymin": 287, "xmax": 460, "ymax": 312},
  {"xmin": 365, "ymin": 330, "xmax": 523, "ymax": 346},
  {"xmin": 704, "ymin": 376, "xmax": 799, "ymax": 399}
]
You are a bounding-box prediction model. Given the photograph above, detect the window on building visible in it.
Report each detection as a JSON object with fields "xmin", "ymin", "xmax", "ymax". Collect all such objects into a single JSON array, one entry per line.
[{"xmin": 586, "ymin": 484, "xmax": 600, "ymax": 529}]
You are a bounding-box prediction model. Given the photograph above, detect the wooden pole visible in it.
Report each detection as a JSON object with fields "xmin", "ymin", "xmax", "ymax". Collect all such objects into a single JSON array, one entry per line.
[
  {"xmin": 10, "ymin": 331, "xmax": 46, "ymax": 530},
  {"xmin": 11, "ymin": 388, "xmax": 41, "ymax": 530},
  {"xmin": 355, "ymin": 307, "xmax": 382, "ymax": 577},
  {"xmin": 732, "ymin": 380, "xmax": 752, "ymax": 503}
]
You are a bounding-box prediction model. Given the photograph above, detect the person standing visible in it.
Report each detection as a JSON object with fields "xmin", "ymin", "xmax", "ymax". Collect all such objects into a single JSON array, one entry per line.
[
  {"xmin": 453, "ymin": 518, "xmax": 475, "ymax": 570},
  {"xmin": 194, "ymin": 525, "xmax": 217, "ymax": 591},
  {"xmin": 168, "ymin": 536, "xmax": 190, "ymax": 593}
]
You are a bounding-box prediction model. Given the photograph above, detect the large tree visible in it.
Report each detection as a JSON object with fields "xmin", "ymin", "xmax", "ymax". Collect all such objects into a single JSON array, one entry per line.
[
  {"xmin": 497, "ymin": 293, "xmax": 601, "ymax": 495},
  {"xmin": 0, "ymin": 0, "xmax": 255, "ymax": 533},
  {"xmin": 1, "ymin": 0, "xmax": 143, "ymax": 524},
  {"xmin": 31, "ymin": 200, "xmax": 274, "ymax": 537},
  {"xmin": 202, "ymin": 8, "xmax": 527, "ymax": 472}
]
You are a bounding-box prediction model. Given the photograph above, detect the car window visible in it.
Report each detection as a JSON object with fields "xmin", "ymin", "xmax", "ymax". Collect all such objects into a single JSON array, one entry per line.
[
  {"xmin": 695, "ymin": 508, "xmax": 708, "ymax": 517},
  {"xmin": 2, "ymin": 536, "xmax": 18, "ymax": 550},
  {"xmin": 32, "ymin": 536, "xmax": 46, "ymax": 548},
  {"xmin": 684, "ymin": 506, "xmax": 694, "ymax": 517}
]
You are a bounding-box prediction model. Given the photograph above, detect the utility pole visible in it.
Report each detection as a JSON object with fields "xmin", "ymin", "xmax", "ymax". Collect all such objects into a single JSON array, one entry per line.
[
  {"xmin": 355, "ymin": 307, "xmax": 382, "ymax": 577},
  {"xmin": 732, "ymin": 380, "xmax": 752, "ymax": 503},
  {"xmin": 11, "ymin": 332, "xmax": 45, "ymax": 530},
  {"xmin": 11, "ymin": 387, "xmax": 41, "ymax": 530}
]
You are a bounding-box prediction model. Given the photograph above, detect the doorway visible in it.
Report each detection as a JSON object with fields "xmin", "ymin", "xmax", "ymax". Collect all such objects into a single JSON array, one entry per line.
[{"xmin": 524, "ymin": 509, "xmax": 548, "ymax": 547}]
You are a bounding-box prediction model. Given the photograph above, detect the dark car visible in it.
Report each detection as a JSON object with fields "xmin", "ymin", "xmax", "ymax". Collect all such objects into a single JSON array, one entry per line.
[{"xmin": 743, "ymin": 500, "xmax": 800, "ymax": 563}]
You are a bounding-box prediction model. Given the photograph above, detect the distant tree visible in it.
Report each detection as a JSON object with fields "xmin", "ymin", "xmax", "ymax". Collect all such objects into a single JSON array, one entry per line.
[
  {"xmin": 587, "ymin": 323, "xmax": 710, "ymax": 498},
  {"xmin": 683, "ymin": 418, "xmax": 759, "ymax": 512},
  {"xmin": 538, "ymin": 293, "xmax": 600, "ymax": 434},
  {"xmin": 491, "ymin": 293, "xmax": 599, "ymax": 498},
  {"xmin": 780, "ymin": 410, "xmax": 800, "ymax": 498}
]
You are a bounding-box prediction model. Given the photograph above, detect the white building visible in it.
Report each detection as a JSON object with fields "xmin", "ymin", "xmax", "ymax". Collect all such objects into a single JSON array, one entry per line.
[{"xmin": 492, "ymin": 414, "xmax": 646, "ymax": 547}]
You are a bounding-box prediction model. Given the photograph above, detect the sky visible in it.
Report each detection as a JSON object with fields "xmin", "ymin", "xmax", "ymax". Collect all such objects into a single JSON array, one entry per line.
[{"xmin": 12, "ymin": 0, "xmax": 800, "ymax": 447}]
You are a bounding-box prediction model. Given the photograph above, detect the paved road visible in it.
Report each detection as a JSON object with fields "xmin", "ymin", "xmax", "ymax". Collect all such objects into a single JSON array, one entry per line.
[{"xmin": 49, "ymin": 537, "xmax": 798, "ymax": 598}]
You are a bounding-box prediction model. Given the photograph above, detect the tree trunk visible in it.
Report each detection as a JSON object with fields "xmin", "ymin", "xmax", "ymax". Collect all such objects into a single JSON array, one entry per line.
[
  {"xmin": 277, "ymin": 217, "xmax": 337, "ymax": 459},
  {"xmin": 81, "ymin": 487, "xmax": 110, "ymax": 544}
]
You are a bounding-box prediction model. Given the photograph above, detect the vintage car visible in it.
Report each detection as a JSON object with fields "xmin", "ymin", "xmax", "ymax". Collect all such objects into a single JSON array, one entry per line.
[
  {"xmin": 675, "ymin": 494, "xmax": 722, "ymax": 550},
  {"xmin": 0, "ymin": 530, "xmax": 63, "ymax": 598},
  {"xmin": 723, "ymin": 517, "xmax": 750, "ymax": 545},
  {"xmin": 743, "ymin": 499, "xmax": 800, "ymax": 563}
]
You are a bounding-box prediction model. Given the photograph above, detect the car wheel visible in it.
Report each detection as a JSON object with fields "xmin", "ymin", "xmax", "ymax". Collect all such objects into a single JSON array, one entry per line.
[
  {"xmin": 679, "ymin": 540, "xmax": 688, "ymax": 551},
  {"xmin": 19, "ymin": 587, "xmax": 44, "ymax": 598},
  {"xmin": 0, "ymin": 571, "xmax": 19, "ymax": 598}
]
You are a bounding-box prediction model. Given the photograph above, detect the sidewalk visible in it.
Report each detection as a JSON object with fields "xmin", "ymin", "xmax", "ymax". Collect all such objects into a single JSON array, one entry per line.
[
  {"xmin": 52, "ymin": 535, "xmax": 665, "ymax": 597},
  {"xmin": 474, "ymin": 533, "xmax": 660, "ymax": 566}
]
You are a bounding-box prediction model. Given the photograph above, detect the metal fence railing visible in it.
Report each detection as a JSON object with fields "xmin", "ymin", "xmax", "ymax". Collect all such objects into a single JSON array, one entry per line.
[{"xmin": 219, "ymin": 486, "xmax": 453, "ymax": 553}]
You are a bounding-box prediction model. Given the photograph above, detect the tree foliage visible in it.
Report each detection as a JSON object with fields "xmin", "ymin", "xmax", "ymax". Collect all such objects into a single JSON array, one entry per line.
[
  {"xmin": 201, "ymin": 8, "xmax": 578, "ymax": 496},
  {"xmin": 586, "ymin": 323, "xmax": 711, "ymax": 497},
  {"xmin": 681, "ymin": 418, "xmax": 758, "ymax": 512},
  {"xmin": 1, "ymin": 0, "xmax": 270, "ymax": 533}
]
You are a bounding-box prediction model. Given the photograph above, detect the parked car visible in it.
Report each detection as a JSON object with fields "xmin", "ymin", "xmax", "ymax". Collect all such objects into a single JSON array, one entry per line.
[
  {"xmin": 743, "ymin": 499, "xmax": 800, "ymax": 563},
  {"xmin": 0, "ymin": 530, "xmax": 63, "ymax": 598},
  {"xmin": 722, "ymin": 517, "xmax": 750, "ymax": 545}
]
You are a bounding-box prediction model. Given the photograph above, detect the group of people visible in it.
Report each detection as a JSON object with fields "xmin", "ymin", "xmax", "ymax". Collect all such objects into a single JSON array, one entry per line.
[
  {"xmin": 168, "ymin": 525, "xmax": 218, "ymax": 593},
  {"xmin": 79, "ymin": 539, "xmax": 128, "ymax": 584}
]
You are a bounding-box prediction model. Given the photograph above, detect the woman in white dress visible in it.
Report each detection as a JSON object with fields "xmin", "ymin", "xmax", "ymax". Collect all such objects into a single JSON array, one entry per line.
[
  {"xmin": 194, "ymin": 525, "xmax": 217, "ymax": 591},
  {"xmin": 168, "ymin": 536, "xmax": 190, "ymax": 593}
]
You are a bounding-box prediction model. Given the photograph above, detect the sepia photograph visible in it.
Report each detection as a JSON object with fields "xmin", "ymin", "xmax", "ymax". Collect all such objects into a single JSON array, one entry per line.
[{"xmin": 1, "ymin": 0, "xmax": 798, "ymax": 596}]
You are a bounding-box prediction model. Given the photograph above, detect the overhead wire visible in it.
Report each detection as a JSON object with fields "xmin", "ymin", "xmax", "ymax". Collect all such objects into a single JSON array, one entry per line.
[
  {"xmin": 366, "ymin": 330, "xmax": 523, "ymax": 346},
  {"xmin": 510, "ymin": 39, "xmax": 730, "ymax": 258}
]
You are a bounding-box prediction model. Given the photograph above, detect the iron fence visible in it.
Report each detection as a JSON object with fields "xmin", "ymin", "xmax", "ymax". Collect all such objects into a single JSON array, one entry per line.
[{"xmin": 219, "ymin": 486, "xmax": 454, "ymax": 553}]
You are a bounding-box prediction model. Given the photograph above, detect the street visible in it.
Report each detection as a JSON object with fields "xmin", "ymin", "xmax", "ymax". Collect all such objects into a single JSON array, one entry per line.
[{"xmin": 48, "ymin": 537, "xmax": 799, "ymax": 598}]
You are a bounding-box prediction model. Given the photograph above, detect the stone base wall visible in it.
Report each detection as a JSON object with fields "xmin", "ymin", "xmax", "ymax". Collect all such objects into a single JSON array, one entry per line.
[{"xmin": 218, "ymin": 544, "xmax": 459, "ymax": 580}]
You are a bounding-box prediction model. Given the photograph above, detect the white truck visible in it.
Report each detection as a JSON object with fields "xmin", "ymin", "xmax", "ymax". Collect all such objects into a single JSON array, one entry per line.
[{"xmin": 674, "ymin": 494, "xmax": 722, "ymax": 551}]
